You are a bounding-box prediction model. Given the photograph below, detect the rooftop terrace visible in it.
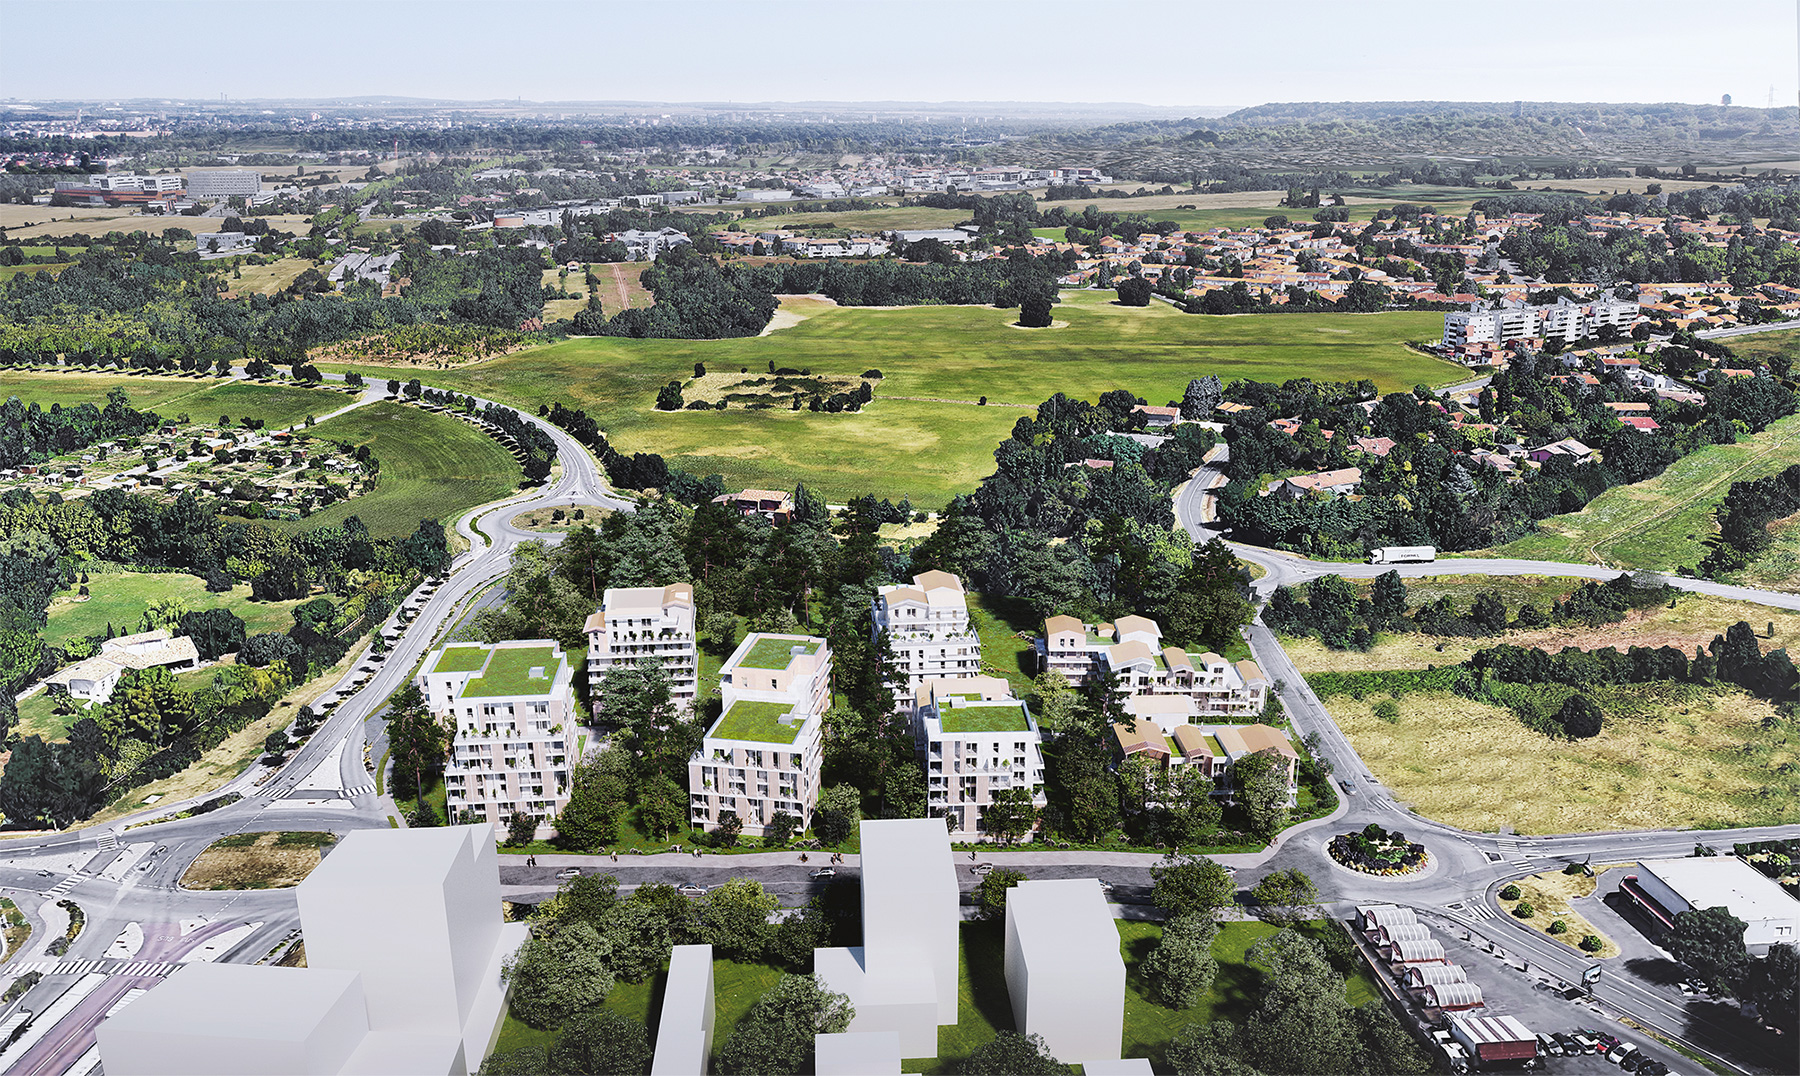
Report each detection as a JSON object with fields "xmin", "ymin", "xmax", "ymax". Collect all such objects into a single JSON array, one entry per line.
[
  {"xmin": 461, "ymin": 645, "xmax": 560, "ymax": 698},
  {"xmin": 709, "ymin": 699, "xmax": 805, "ymax": 744},
  {"xmin": 432, "ymin": 645, "xmax": 490, "ymax": 674},
  {"xmin": 938, "ymin": 701, "xmax": 1031, "ymax": 734},
  {"xmin": 737, "ymin": 635, "xmax": 822, "ymax": 671}
]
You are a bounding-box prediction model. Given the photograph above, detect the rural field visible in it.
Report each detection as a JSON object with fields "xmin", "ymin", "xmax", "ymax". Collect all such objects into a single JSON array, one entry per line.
[
  {"xmin": 1282, "ymin": 578, "xmax": 1800, "ymax": 674},
  {"xmin": 1493, "ymin": 412, "xmax": 1800, "ymax": 577},
  {"xmin": 179, "ymin": 831, "xmax": 337, "ymax": 890},
  {"xmin": 397, "ymin": 292, "xmax": 1457, "ymax": 504},
  {"xmin": 285, "ymin": 402, "xmax": 521, "ymax": 536},
  {"xmin": 45, "ymin": 569, "xmax": 308, "ymax": 650},
  {"xmin": 1, "ymin": 372, "xmax": 346, "ymax": 431},
  {"xmin": 1329, "ymin": 683, "xmax": 1794, "ymax": 834},
  {"xmin": 226, "ymin": 256, "xmax": 316, "ymax": 296}
]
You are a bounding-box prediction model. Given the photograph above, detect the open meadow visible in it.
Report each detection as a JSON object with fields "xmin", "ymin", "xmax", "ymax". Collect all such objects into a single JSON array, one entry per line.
[
  {"xmin": 1493, "ymin": 412, "xmax": 1800, "ymax": 578},
  {"xmin": 1329, "ymin": 682, "xmax": 1795, "ymax": 834},
  {"xmin": 45, "ymin": 569, "xmax": 307, "ymax": 650},
  {"xmin": 390, "ymin": 292, "xmax": 1457, "ymax": 504},
  {"xmin": 282, "ymin": 401, "xmax": 522, "ymax": 536},
  {"xmin": 1, "ymin": 372, "xmax": 347, "ymax": 430}
]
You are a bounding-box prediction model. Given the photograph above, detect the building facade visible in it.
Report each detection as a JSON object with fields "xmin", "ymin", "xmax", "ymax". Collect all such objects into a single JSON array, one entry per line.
[
  {"xmin": 1110, "ymin": 720, "xmax": 1300, "ymax": 803},
  {"xmin": 416, "ymin": 640, "xmax": 576, "ymax": 838},
  {"xmin": 1038, "ymin": 615, "xmax": 1268, "ymax": 717},
  {"xmin": 187, "ymin": 170, "xmax": 263, "ymax": 198},
  {"xmin": 873, "ymin": 570, "xmax": 982, "ymax": 709},
  {"xmin": 689, "ymin": 633, "xmax": 833, "ymax": 836},
  {"xmin": 585, "ymin": 583, "xmax": 698, "ymax": 708},
  {"xmin": 914, "ymin": 676, "xmax": 1046, "ymax": 838},
  {"xmin": 1442, "ymin": 297, "xmax": 1640, "ymax": 348}
]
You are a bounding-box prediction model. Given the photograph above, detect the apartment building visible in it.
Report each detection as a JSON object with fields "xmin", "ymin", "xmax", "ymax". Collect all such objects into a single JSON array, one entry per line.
[
  {"xmin": 187, "ymin": 170, "xmax": 262, "ymax": 198},
  {"xmin": 914, "ymin": 676, "xmax": 1046, "ymax": 839},
  {"xmin": 873, "ymin": 570, "xmax": 982, "ymax": 709},
  {"xmin": 1038, "ymin": 615, "xmax": 1268, "ymax": 718},
  {"xmin": 416, "ymin": 640, "xmax": 577, "ymax": 838},
  {"xmin": 585, "ymin": 583, "xmax": 698, "ymax": 708},
  {"xmin": 689, "ymin": 633, "xmax": 833, "ymax": 837},
  {"xmin": 1442, "ymin": 297, "xmax": 1640, "ymax": 348},
  {"xmin": 1111, "ymin": 720, "xmax": 1299, "ymax": 803}
]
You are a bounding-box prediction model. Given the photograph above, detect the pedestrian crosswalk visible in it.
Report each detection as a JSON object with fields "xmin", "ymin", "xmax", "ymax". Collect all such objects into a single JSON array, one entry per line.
[
  {"xmin": 44, "ymin": 872, "xmax": 89, "ymax": 898},
  {"xmin": 343, "ymin": 782, "xmax": 376, "ymax": 798},
  {"xmin": 1494, "ymin": 838, "xmax": 1533, "ymax": 868},
  {"xmin": 11, "ymin": 958, "xmax": 177, "ymax": 978},
  {"xmin": 95, "ymin": 830, "xmax": 118, "ymax": 853},
  {"xmin": 1446, "ymin": 899, "xmax": 1498, "ymax": 922}
]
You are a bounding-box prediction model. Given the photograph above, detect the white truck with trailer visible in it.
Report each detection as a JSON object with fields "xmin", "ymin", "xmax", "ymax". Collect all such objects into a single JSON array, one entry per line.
[{"xmin": 1369, "ymin": 545, "xmax": 1437, "ymax": 564}]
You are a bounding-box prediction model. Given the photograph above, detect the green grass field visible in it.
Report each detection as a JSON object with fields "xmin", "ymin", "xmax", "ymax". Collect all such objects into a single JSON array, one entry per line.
[
  {"xmin": 0, "ymin": 262, "xmax": 72, "ymax": 282},
  {"xmin": 396, "ymin": 292, "xmax": 1456, "ymax": 504},
  {"xmin": 1, "ymin": 372, "xmax": 345, "ymax": 431},
  {"xmin": 1494, "ymin": 413, "xmax": 1800, "ymax": 572},
  {"xmin": 45, "ymin": 569, "xmax": 306, "ymax": 649},
  {"xmin": 280, "ymin": 402, "xmax": 521, "ymax": 537}
]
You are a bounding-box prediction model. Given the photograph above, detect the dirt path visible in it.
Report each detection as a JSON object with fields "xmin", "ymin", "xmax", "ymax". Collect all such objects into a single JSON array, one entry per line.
[{"xmin": 606, "ymin": 263, "xmax": 631, "ymax": 311}]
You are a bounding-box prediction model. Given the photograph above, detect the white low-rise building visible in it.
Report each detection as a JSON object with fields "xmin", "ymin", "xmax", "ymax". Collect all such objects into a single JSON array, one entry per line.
[
  {"xmin": 689, "ymin": 633, "xmax": 833, "ymax": 837},
  {"xmin": 1038, "ymin": 615, "xmax": 1267, "ymax": 717},
  {"xmin": 417, "ymin": 640, "xmax": 577, "ymax": 839},
  {"xmin": 874, "ymin": 570, "xmax": 982, "ymax": 709},
  {"xmin": 1627, "ymin": 857, "xmax": 1799, "ymax": 954},
  {"xmin": 585, "ymin": 583, "xmax": 698, "ymax": 708},
  {"xmin": 44, "ymin": 629, "xmax": 200, "ymax": 705},
  {"xmin": 915, "ymin": 676, "xmax": 1045, "ymax": 839}
]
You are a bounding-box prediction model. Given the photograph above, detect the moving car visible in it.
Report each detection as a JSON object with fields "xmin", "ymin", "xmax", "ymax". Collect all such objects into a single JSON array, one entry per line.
[
  {"xmin": 809, "ymin": 867, "xmax": 836, "ymax": 878},
  {"xmin": 677, "ymin": 882, "xmax": 708, "ymax": 896},
  {"xmin": 971, "ymin": 863, "xmax": 994, "ymax": 875},
  {"xmin": 555, "ymin": 867, "xmax": 581, "ymax": 879}
]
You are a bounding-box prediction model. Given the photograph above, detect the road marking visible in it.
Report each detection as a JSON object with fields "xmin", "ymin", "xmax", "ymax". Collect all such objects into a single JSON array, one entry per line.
[
  {"xmin": 12, "ymin": 958, "xmax": 177, "ymax": 977},
  {"xmin": 94, "ymin": 831, "xmax": 118, "ymax": 853},
  {"xmin": 343, "ymin": 782, "xmax": 376, "ymax": 798},
  {"xmin": 43, "ymin": 872, "xmax": 89, "ymax": 898}
]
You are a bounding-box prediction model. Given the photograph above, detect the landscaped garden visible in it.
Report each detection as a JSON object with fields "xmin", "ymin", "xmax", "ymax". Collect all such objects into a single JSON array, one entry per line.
[{"xmin": 1329, "ymin": 822, "xmax": 1429, "ymax": 875}]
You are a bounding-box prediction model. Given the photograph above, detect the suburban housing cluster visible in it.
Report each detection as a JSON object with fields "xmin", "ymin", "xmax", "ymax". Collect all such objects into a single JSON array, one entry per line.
[{"xmin": 413, "ymin": 569, "xmax": 1284, "ymax": 842}]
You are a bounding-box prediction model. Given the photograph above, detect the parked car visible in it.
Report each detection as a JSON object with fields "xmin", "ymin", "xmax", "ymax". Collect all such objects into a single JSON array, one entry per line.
[
  {"xmin": 1537, "ymin": 1034, "xmax": 1562, "ymax": 1057},
  {"xmin": 1570, "ymin": 1032, "xmax": 1599, "ymax": 1053},
  {"xmin": 809, "ymin": 867, "xmax": 836, "ymax": 878},
  {"xmin": 1639, "ymin": 1060, "xmax": 1669, "ymax": 1076},
  {"xmin": 1608, "ymin": 1043, "xmax": 1637, "ymax": 1065},
  {"xmin": 677, "ymin": 882, "xmax": 708, "ymax": 896},
  {"xmin": 1621, "ymin": 1052, "xmax": 1645, "ymax": 1072},
  {"xmin": 1553, "ymin": 1033, "xmax": 1580, "ymax": 1055},
  {"xmin": 971, "ymin": 863, "xmax": 994, "ymax": 875},
  {"xmin": 555, "ymin": 867, "xmax": 581, "ymax": 879}
]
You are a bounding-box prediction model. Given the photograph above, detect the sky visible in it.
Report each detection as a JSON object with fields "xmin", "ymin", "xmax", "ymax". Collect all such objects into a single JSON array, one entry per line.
[{"xmin": 4, "ymin": 0, "xmax": 1798, "ymax": 111}]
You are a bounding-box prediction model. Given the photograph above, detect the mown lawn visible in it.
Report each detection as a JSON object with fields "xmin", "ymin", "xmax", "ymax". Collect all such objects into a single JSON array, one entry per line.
[
  {"xmin": 0, "ymin": 372, "xmax": 344, "ymax": 432},
  {"xmin": 45, "ymin": 569, "xmax": 306, "ymax": 649},
  {"xmin": 274, "ymin": 402, "xmax": 521, "ymax": 537},
  {"xmin": 392, "ymin": 293, "xmax": 1456, "ymax": 504},
  {"xmin": 1494, "ymin": 412, "xmax": 1800, "ymax": 572}
]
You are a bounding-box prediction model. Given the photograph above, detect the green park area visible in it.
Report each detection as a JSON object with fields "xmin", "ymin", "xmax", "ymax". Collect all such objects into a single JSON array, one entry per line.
[
  {"xmin": 390, "ymin": 292, "xmax": 1457, "ymax": 504},
  {"xmin": 1, "ymin": 372, "xmax": 346, "ymax": 431},
  {"xmin": 44, "ymin": 568, "xmax": 306, "ymax": 651},
  {"xmin": 1494, "ymin": 412, "xmax": 1800, "ymax": 577},
  {"xmin": 277, "ymin": 402, "xmax": 522, "ymax": 537}
]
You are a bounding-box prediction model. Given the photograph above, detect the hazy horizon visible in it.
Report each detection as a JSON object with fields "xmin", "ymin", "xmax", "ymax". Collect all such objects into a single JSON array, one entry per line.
[{"xmin": 4, "ymin": 0, "xmax": 1797, "ymax": 112}]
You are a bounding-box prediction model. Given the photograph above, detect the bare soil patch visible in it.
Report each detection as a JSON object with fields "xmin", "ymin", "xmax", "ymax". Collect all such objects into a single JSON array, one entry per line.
[{"xmin": 181, "ymin": 831, "xmax": 337, "ymax": 891}]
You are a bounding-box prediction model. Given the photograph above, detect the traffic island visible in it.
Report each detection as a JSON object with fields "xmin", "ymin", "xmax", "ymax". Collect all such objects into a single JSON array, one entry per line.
[
  {"xmin": 1494, "ymin": 865, "xmax": 1622, "ymax": 958},
  {"xmin": 1328, "ymin": 823, "xmax": 1432, "ymax": 877}
]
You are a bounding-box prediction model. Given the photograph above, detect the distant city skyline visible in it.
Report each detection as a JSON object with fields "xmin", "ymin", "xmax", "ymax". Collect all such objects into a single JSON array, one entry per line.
[{"xmin": 3, "ymin": 0, "xmax": 1797, "ymax": 112}]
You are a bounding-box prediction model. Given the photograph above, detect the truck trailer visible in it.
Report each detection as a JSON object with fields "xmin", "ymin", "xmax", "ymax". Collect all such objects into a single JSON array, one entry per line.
[
  {"xmin": 1449, "ymin": 1013, "xmax": 1537, "ymax": 1067},
  {"xmin": 1369, "ymin": 545, "xmax": 1437, "ymax": 564}
]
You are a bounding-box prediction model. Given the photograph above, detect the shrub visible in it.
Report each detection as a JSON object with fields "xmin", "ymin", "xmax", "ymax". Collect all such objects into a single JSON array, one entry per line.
[
  {"xmin": 1580, "ymin": 934, "xmax": 1604, "ymax": 952},
  {"xmin": 1513, "ymin": 901, "xmax": 1536, "ymax": 918},
  {"xmin": 1549, "ymin": 919, "xmax": 1569, "ymax": 934},
  {"xmin": 1372, "ymin": 699, "xmax": 1400, "ymax": 723},
  {"xmin": 1499, "ymin": 883, "xmax": 1521, "ymax": 901}
]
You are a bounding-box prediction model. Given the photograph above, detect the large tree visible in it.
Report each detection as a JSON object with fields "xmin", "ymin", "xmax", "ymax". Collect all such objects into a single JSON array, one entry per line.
[
  {"xmin": 1232, "ymin": 752, "xmax": 1291, "ymax": 840},
  {"xmin": 1142, "ymin": 913, "xmax": 1220, "ymax": 1008},
  {"xmin": 956, "ymin": 1031, "xmax": 1070, "ymax": 1075},
  {"xmin": 1667, "ymin": 905, "xmax": 1750, "ymax": 991},
  {"xmin": 1150, "ymin": 854, "xmax": 1237, "ymax": 919},
  {"xmin": 384, "ymin": 684, "xmax": 448, "ymax": 801},
  {"xmin": 1163, "ymin": 538, "xmax": 1254, "ymax": 652},
  {"xmin": 715, "ymin": 974, "xmax": 853, "ymax": 1076},
  {"xmin": 502, "ymin": 921, "xmax": 614, "ymax": 1029},
  {"xmin": 546, "ymin": 1009, "xmax": 652, "ymax": 1076}
]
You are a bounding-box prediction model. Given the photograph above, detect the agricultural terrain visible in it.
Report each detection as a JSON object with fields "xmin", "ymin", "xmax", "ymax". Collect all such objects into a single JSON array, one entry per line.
[
  {"xmin": 383, "ymin": 292, "xmax": 1458, "ymax": 504},
  {"xmin": 2, "ymin": 372, "xmax": 345, "ymax": 431}
]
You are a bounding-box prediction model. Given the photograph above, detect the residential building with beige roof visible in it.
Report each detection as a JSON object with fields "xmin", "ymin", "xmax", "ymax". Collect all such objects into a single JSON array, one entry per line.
[
  {"xmin": 873, "ymin": 570, "xmax": 982, "ymax": 709},
  {"xmin": 1111, "ymin": 720, "xmax": 1299, "ymax": 802},
  {"xmin": 690, "ymin": 632, "xmax": 833, "ymax": 837},
  {"xmin": 418, "ymin": 640, "xmax": 578, "ymax": 839},
  {"xmin": 585, "ymin": 583, "xmax": 698, "ymax": 708},
  {"xmin": 45, "ymin": 629, "xmax": 201, "ymax": 705},
  {"xmin": 914, "ymin": 676, "xmax": 1045, "ymax": 839},
  {"xmin": 1037, "ymin": 616, "xmax": 1267, "ymax": 717}
]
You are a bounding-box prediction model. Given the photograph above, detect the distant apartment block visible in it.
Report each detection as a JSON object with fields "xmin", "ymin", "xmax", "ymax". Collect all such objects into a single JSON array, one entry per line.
[
  {"xmin": 585, "ymin": 583, "xmax": 698, "ymax": 708},
  {"xmin": 914, "ymin": 676, "xmax": 1045, "ymax": 838},
  {"xmin": 416, "ymin": 640, "xmax": 577, "ymax": 838},
  {"xmin": 873, "ymin": 570, "xmax": 982, "ymax": 708},
  {"xmin": 1038, "ymin": 615, "xmax": 1268, "ymax": 718},
  {"xmin": 690, "ymin": 632, "xmax": 833, "ymax": 836},
  {"xmin": 187, "ymin": 170, "xmax": 263, "ymax": 198},
  {"xmin": 1442, "ymin": 297, "xmax": 1638, "ymax": 348}
]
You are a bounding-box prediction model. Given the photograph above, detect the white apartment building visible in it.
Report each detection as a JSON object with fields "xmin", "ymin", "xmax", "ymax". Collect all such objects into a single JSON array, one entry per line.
[
  {"xmin": 187, "ymin": 170, "xmax": 263, "ymax": 198},
  {"xmin": 1442, "ymin": 297, "xmax": 1640, "ymax": 348},
  {"xmin": 416, "ymin": 640, "xmax": 577, "ymax": 839},
  {"xmin": 585, "ymin": 583, "xmax": 698, "ymax": 708},
  {"xmin": 873, "ymin": 570, "xmax": 982, "ymax": 709},
  {"xmin": 915, "ymin": 677, "xmax": 1045, "ymax": 839},
  {"xmin": 689, "ymin": 633, "xmax": 833, "ymax": 837},
  {"xmin": 55, "ymin": 174, "xmax": 184, "ymax": 193},
  {"xmin": 1039, "ymin": 614, "xmax": 1268, "ymax": 717}
]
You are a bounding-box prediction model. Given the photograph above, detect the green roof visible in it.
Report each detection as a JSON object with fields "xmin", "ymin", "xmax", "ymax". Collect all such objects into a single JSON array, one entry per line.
[
  {"xmin": 433, "ymin": 645, "xmax": 490, "ymax": 674},
  {"xmin": 939, "ymin": 702, "xmax": 1030, "ymax": 734},
  {"xmin": 709, "ymin": 699, "xmax": 804, "ymax": 744},
  {"xmin": 461, "ymin": 645, "xmax": 559, "ymax": 698},
  {"xmin": 738, "ymin": 635, "xmax": 822, "ymax": 671},
  {"xmin": 1204, "ymin": 734, "xmax": 1225, "ymax": 757}
]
